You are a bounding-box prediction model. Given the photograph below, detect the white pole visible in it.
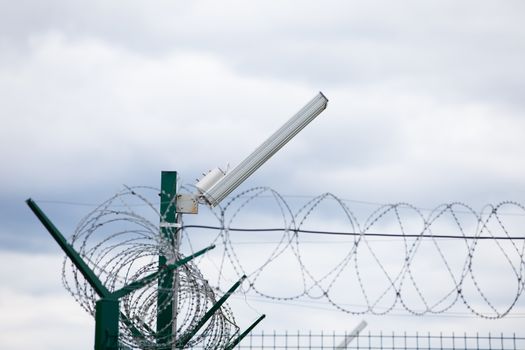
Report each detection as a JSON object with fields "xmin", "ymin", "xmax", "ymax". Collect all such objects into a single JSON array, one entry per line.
[
  {"xmin": 171, "ymin": 213, "xmax": 182, "ymax": 349},
  {"xmin": 336, "ymin": 320, "xmax": 368, "ymax": 349}
]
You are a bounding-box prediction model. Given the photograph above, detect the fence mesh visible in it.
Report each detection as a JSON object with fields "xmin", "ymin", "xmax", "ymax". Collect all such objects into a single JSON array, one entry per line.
[{"xmin": 192, "ymin": 331, "xmax": 525, "ymax": 350}]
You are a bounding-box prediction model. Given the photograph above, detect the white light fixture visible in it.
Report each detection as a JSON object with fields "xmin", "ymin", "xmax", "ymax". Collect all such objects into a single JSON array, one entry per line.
[{"xmin": 198, "ymin": 92, "xmax": 328, "ymax": 207}]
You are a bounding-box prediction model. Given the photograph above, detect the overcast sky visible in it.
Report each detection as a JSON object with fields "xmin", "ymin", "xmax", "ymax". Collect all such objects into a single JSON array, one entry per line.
[{"xmin": 1, "ymin": 1, "xmax": 524, "ymax": 349}]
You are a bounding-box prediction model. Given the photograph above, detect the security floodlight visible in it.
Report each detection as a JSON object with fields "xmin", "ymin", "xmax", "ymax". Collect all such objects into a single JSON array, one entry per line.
[{"xmin": 197, "ymin": 92, "xmax": 328, "ymax": 207}]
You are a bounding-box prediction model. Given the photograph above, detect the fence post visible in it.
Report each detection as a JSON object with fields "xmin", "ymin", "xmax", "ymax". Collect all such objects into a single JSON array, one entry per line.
[{"xmin": 157, "ymin": 171, "xmax": 177, "ymax": 349}]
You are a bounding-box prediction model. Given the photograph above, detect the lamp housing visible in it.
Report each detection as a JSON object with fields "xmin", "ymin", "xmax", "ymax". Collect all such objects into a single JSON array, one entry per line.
[{"xmin": 200, "ymin": 92, "xmax": 328, "ymax": 207}]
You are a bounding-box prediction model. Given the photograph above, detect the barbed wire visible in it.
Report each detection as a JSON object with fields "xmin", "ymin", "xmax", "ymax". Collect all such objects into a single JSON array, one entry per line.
[
  {"xmin": 61, "ymin": 187, "xmax": 239, "ymax": 349},
  {"xmin": 60, "ymin": 185, "xmax": 525, "ymax": 349},
  {"xmin": 181, "ymin": 186, "xmax": 525, "ymax": 320}
]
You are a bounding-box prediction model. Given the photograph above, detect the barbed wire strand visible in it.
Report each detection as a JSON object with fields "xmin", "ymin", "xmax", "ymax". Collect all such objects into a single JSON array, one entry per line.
[{"xmin": 55, "ymin": 186, "xmax": 525, "ymax": 348}]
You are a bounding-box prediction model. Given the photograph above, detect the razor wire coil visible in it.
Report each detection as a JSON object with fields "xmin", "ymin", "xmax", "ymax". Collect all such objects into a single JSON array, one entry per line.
[
  {"xmin": 61, "ymin": 187, "xmax": 239, "ymax": 349},
  {"xmin": 183, "ymin": 186, "xmax": 525, "ymax": 320},
  {"xmin": 60, "ymin": 185, "xmax": 525, "ymax": 350}
]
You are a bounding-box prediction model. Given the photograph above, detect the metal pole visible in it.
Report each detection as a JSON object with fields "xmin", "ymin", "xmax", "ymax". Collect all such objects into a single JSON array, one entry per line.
[
  {"xmin": 157, "ymin": 171, "xmax": 177, "ymax": 349},
  {"xmin": 172, "ymin": 213, "xmax": 182, "ymax": 347},
  {"xmin": 224, "ymin": 314, "xmax": 266, "ymax": 350},
  {"xmin": 176, "ymin": 275, "xmax": 247, "ymax": 348},
  {"xmin": 95, "ymin": 298, "xmax": 120, "ymax": 350},
  {"xmin": 28, "ymin": 197, "xmax": 217, "ymax": 350},
  {"xmin": 336, "ymin": 320, "xmax": 367, "ymax": 349},
  {"xmin": 26, "ymin": 199, "xmax": 110, "ymax": 297},
  {"xmin": 26, "ymin": 199, "xmax": 119, "ymax": 350}
]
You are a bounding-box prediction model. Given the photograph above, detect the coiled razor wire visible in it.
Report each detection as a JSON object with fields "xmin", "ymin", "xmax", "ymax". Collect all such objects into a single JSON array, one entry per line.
[
  {"xmin": 62, "ymin": 187, "xmax": 239, "ymax": 349},
  {"xmin": 61, "ymin": 185, "xmax": 525, "ymax": 348},
  {"xmin": 180, "ymin": 186, "xmax": 525, "ymax": 320}
]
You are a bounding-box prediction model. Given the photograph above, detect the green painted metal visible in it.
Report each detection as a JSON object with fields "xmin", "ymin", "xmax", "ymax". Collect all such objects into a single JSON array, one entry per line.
[
  {"xmin": 115, "ymin": 245, "xmax": 216, "ymax": 346},
  {"xmin": 95, "ymin": 299, "xmax": 120, "ymax": 350},
  {"xmin": 27, "ymin": 196, "xmax": 216, "ymax": 350},
  {"xmin": 157, "ymin": 171, "xmax": 178, "ymax": 348},
  {"xmin": 27, "ymin": 198, "xmax": 136, "ymax": 349},
  {"xmin": 120, "ymin": 313, "xmax": 148, "ymax": 343},
  {"xmin": 116, "ymin": 241, "xmax": 213, "ymax": 347},
  {"xmin": 110, "ymin": 244, "xmax": 215, "ymax": 299},
  {"xmin": 224, "ymin": 314, "xmax": 266, "ymax": 350},
  {"xmin": 176, "ymin": 275, "xmax": 247, "ymax": 348},
  {"xmin": 26, "ymin": 198, "xmax": 111, "ymax": 297}
]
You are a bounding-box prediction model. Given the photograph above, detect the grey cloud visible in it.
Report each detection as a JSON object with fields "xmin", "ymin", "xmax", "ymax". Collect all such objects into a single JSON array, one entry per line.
[
  {"xmin": 2, "ymin": 0, "xmax": 524, "ymax": 110},
  {"xmin": 0, "ymin": 1, "xmax": 524, "ymax": 343}
]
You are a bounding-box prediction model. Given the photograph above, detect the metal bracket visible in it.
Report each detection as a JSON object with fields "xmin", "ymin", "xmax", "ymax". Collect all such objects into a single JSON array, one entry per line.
[
  {"xmin": 175, "ymin": 194, "xmax": 199, "ymax": 214},
  {"xmin": 159, "ymin": 222, "xmax": 182, "ymax": 229}
]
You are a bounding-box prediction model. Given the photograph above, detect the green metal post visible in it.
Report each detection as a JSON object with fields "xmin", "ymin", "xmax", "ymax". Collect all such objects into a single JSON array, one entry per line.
[
  {"xmin": 176, "ymin": 275, "xmax": 247, "ymax": 348},
  {"xmin": 27, "ymin": 199, "xmax": 122, "ymax": 350},
  {"xmin": 95, "ymin": 298, "xmax": 120, "ymax": 350},
  {"xmin": 224, "ymin": 314, "xmax": 266, "ymax": 350},
  {"xmin": 115, "ymin": 244, "xmax": 215, "ymax": 346},
  {"xmin": 157, "ymin": 171, "xmax": 178, "ymax": 348},
  {"xmin": 27, "ymin": 198, "xmax": 216, "ymax": 350},
  {"xmin": 110, "ymin": 245, "xmax": 215, "ymax": 299},
  {"xmin": 26, "ymin": 199, "xmax": 110, "ymax": 297}
]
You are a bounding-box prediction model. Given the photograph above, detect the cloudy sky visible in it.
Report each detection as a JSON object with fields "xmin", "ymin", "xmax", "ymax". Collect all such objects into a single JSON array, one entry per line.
[{"xmin": 1, "ymin": 1, "xmax": 524, "ymax": 349}]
